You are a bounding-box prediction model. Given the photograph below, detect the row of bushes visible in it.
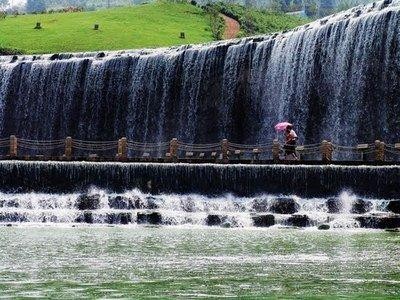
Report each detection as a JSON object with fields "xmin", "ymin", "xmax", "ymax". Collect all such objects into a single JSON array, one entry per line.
[
  {"xmin": 0, "ymin": 6, "xmax": 84, "ymax": 19},
  {"xmin": 1, "ymin": 0, "xmax": 142, "ymax": 15},
  {"xmin": 39, "ymin": 6, "xmax": 84, "ymax": 14},
  {"xmin": 204, "ymin": 5, "xmax": 225, "ymax": 40},
  {"xmin": 0, "ymin": 47, "xmax": 25, "ymax": 55}
]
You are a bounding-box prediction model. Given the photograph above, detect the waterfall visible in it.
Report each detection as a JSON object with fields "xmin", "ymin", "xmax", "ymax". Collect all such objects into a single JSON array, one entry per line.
[
  {"xmin": 0, "ymin": 187, "xmax": 398, "ymax": 228},
  {"xmin": 0, "ymin": 0, "xmax": 399, "ymax": 146},
  {"xmin": 0, "ymin": 161, "xmax": 399, "ymax": 198},
  {"xmin": 0, "ymin": 1, "xmax": 399, "ymax": 228}
]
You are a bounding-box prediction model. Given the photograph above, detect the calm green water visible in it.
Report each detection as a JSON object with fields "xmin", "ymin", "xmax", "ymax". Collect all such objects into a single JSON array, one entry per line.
[{"xmin": 0, "ymin": 227, "xmax": 399, "ymax": 298}]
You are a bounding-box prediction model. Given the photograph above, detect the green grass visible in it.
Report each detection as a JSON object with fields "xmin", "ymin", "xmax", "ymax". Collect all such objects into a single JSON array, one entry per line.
[
  {"xmin": 0, "ymin": 2, "xmax": 214, "ymax": 54},
  {"xmin": 0, "ymin": 1, "xmax": 310, "ymax": 54}
]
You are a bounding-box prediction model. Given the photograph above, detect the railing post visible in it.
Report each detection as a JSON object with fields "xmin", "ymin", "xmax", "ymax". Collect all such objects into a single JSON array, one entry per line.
[
  {"xmin": 221, "ymin": 139, "xmax": 229, "ymax": 163},
  {"xmin": 170, "ymin": 138, "xmax": 178, "ymax": 162},
  {"xmin": 328, "ymin": 141, "xmax": 333, "ymax": 161},
  {"xmin": 65, "ymin": 137, "xmax": 72, "ymax": 160},
  {"xmin": 375, "ymin": 140, "xmax": 385, "ymax": 162},
  {"xmin": 9, "ymin": 135, "xmax": 17, "ymax": 158},
  {"xmin": 321, "ymin": 140, "xmax": 333, "ymax": 162},
  {"xmin": 252, "ymin": 148, "xmax": 261, "ymax": 163},
  {"xmin": 117, "ymin": 137, "xmax": 127, "ymax": 161},
  {"xmin": 272, "ymin": 139, "xmax": 280, "ymax": 162},
  {"xmin": 321, "ymin": 140, "xmax": 328, "ymax": 162}
]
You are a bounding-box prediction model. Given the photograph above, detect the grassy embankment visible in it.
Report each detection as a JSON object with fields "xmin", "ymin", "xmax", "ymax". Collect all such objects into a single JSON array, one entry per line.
[
  {"xmin": 211, "ymin": 2, "xmax": 308, "ymax": 37},
  {"xmin": 0, "ymin": 2, "xmax": 213, "ymax": 54},
  {"xmin": 0, "ymin": 1, "xmax": 308, "ymax": 54}
]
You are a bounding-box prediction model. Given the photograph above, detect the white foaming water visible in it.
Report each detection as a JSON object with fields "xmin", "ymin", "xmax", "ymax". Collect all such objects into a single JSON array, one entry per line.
[{"xmin": 0, "ymin": 188, "xmax": 395, "ymax": 229}]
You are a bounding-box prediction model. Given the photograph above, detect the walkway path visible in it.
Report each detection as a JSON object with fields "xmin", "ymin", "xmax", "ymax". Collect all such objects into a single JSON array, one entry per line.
[{"xmin": 220, "ymin": 14, "xmax": 240, "ymax": 39}]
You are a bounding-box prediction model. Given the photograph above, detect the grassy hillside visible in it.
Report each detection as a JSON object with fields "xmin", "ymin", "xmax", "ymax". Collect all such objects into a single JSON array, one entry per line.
[
  {"xmin": 0, "ymin": 1, "xmax": 309, "ymax": 54},
  {"xmin": 0, "ymin": 2, "xmax": 214, "ymax": 54},
  {"xmin": 212, "ymin": 2, "xmax": 308, "ymax": 36}
]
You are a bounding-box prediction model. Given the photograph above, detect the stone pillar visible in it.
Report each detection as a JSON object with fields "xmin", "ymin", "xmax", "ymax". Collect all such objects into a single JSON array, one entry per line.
[
  {"xmin": 9, "ymin": 135, "xmax": 17, "ymax": 157},
  {"xmin": 65, "ymin": 137, "xmax": 73, "ymax": 160},
  {"xmin": 170, "ymin": 138, "xmax": 178, "ymax": 162},
  {"xmin": 221, "ymin": 139, "xmax": 229, "ymax": 163},
  {"xmin": 272, "ymin": 139, "xmax": 280, "ymax": 162},
  {"xmin": 117, "ymin": 137, "xmax": 127, "ymax": 161},
  {"xmin": 374, "ymin": 140, "xmax": 385, "ymax": 162},
  {"xmin": 321, "ymin": 140, "xmax": 333, "ymax": 162}
]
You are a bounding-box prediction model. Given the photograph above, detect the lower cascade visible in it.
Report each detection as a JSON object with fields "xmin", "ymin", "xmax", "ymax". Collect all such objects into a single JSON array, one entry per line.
[
  {"xmin": 1, "ymin": 161, "xmax": 400, "ymax": 197},
  {"xmin": 0, "ymin": 161, "xmax": 399, "ymax": 229},
  {"xmin": 1, "ymin": 189, "xmax": 399, "ymax": 229}
]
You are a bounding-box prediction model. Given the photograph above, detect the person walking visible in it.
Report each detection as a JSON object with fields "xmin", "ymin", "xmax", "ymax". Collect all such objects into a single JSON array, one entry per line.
[{"xmin": 284, "ymin": 124, "xmax": 298, "ymax": 160}]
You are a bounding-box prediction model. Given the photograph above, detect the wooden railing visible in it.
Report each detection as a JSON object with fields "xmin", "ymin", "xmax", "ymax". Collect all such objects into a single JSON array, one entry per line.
[{"xmin": 0, "ymin": 135, "xmax": 399, "ymax": 163}]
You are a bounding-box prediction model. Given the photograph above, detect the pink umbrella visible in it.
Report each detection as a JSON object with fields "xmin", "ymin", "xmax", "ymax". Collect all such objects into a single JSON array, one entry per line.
[{"xmin": 274, "ymin": 122, "xmax": 292, "ymax": 132}]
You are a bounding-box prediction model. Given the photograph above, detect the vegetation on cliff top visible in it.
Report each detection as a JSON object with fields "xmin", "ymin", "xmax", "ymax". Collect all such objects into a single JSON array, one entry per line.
[
  {"xmin": 0, "ymin": 2, "xmax": 213, "ymax": 54},
  {"xmin": 210, "ymin": 2, "xmax": 308, "ymax": 37},
  {"xmin": 0, "ymin": 1, "xmax": 308, "ymax": 54}
]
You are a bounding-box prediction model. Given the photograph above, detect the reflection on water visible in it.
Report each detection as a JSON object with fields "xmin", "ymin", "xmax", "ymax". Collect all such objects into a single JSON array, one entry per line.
[{"xmin": 0, "ymin": 227, "xmax": 399, "ymax": 298}]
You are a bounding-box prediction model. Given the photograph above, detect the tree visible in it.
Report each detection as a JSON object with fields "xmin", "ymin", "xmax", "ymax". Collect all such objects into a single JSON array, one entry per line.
[
  {"xmin": 304, "ymin": 0, "xmax": 318, "ymax": 17},
  {"xmin": 318, "ymin": 0, "xmax": 335, "ymax": 17},
  {"xmin": 26, "ymin": 0, "xmax": 46, "ymax": 13},
  {"xmin": 336, "ymin": 0, "xmax": 354, "ymax": 11},
  {"xmin": 0, "ymin": 0, "xmax": 9, "ymax": 8},
  {"xmin": 269, "ymin": 0, "xmax": 284, "ymax": 12},
  {"xmin": 244, "ymin": 0, "xmax": 256, "ymax": 8},
  {"xmin": 288, "ymin": 0, "xmax": 302, "ymax": 12}
]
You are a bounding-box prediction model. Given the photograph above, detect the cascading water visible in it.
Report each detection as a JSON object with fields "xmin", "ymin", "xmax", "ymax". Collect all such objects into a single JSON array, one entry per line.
[
  {"xmin": 0, "ymin": 1, "xmax": 399, "ymax": 145},
  {"xmin": 1, "ymin": 161, "xmax": 400, "ymax": 197},
  {"xmin": 1, "ymin": 1, "xmax": 400, "ymax": 229},
  {"xmin": 0, "ymin": 188, "xmax": 398, "ymax": 229},
  {"xmin": 0, "ymin": 161, "xmax": 398, "ymax": 228}
]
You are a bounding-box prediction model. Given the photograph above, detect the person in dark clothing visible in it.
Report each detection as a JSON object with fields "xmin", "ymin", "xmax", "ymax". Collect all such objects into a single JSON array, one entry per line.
[{"xmin": 284, "ymin": 125, "xmax": 298, "ymax": 159}]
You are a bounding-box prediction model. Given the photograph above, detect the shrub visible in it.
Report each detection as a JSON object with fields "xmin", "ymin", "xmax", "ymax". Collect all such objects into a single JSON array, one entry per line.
[
  {"xmin": 0, "ymin": 47, "xmax": 25, "ymax": 55},
  {"xmin": 210, "ymin": 2, "xmax": 308, "ymax": 36},
  {"xmin": 204, "ymin": 5, "xmax": 225, "ymax": 40},
  {"xmin": 26, "ymin": 0, "xmax": 46, "ymax": 14}
]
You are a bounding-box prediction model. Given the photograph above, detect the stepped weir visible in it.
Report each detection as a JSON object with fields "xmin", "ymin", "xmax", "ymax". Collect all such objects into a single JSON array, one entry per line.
[
  {"xmin": 0, "ymin": 1, "xmax": 399, "ymax": 229},
  {"xmin": 0, "ymin": 161, "xmax": 399, "ymax": 197},
  {"xmin": 0, "ymin": 161, "xmax": 399, "ymax": 229}
]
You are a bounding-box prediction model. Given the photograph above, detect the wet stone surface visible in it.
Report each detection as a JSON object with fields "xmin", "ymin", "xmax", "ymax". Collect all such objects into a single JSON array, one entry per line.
[
  {"xmin": 137, "ymin": 212, "xmax": 162, "ymax": 225},
  {"xmin": 76, "ymin": 194, "xmax": 101, "ymax": 210},
  {"xmin": 286, "ymin": 215, "xmax": 311, "ymax": 227},
  {"xmin": 269, "ymin": 198, "xmax": 300, "ymax": 214},
  {"xmin": 351, "ymin": 199, "xmax": 372, "ymax": 214},
  {"xmin": 387, "ymin": 200, "xmax": 400, "ymax": 214},
  {"xmin": 252, "ymin": 214, "xmax": 275, "ymax": 227}
]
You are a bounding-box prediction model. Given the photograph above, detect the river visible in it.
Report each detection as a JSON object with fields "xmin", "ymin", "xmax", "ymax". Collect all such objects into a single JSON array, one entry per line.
[{"xmin": 0, "ymin": 226, "xmax": 399, "ymax": 298}]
